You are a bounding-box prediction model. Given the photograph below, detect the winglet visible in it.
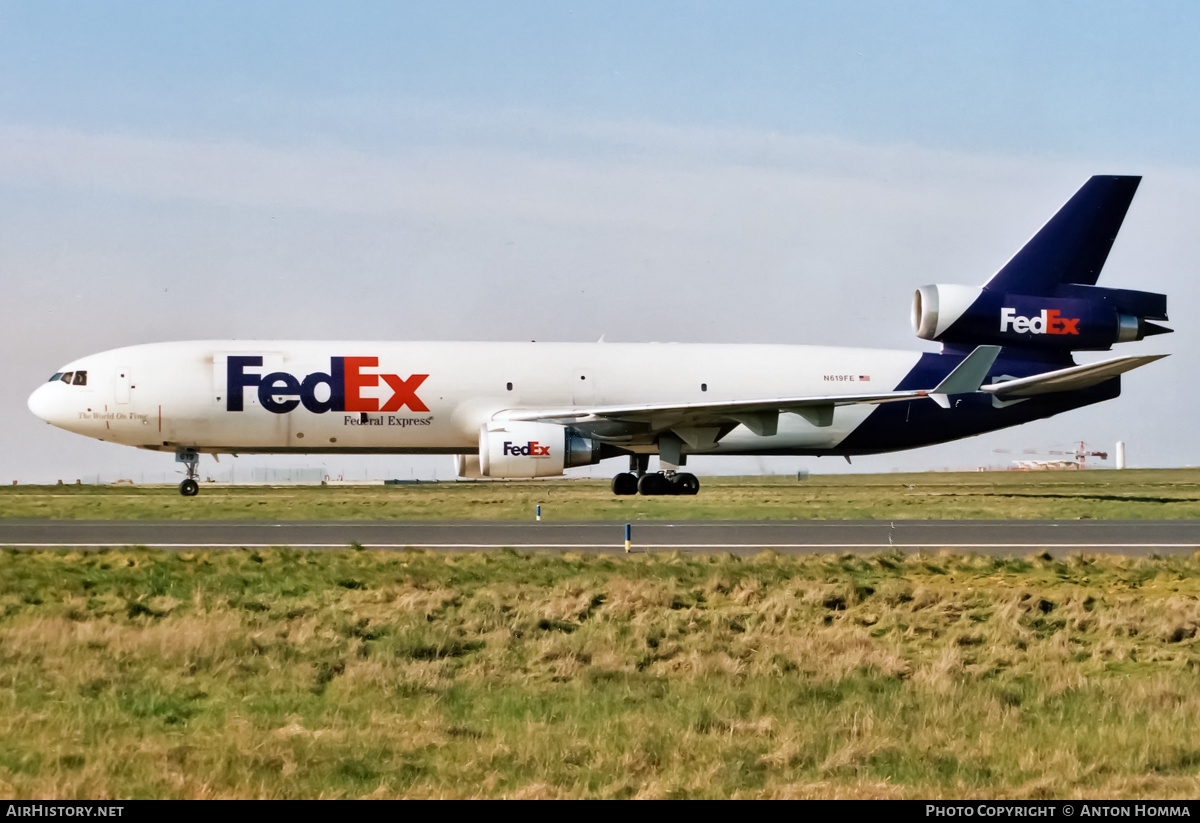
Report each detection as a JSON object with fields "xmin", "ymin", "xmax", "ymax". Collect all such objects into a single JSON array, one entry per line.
[{"xmin": 930, "ymin": 345, "xmax": 1002, "ymax": 408}]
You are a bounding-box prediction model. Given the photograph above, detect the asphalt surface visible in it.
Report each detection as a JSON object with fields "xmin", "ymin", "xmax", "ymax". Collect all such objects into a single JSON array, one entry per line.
[{"xmin": 1, "ymin": 519, "xmax": 1199, "ymax": 555}]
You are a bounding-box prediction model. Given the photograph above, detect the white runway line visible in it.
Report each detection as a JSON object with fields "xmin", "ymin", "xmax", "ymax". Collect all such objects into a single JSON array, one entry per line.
[{"xmin": 3, "ymin": 542, "xmax": 1198, "ymax": 550}]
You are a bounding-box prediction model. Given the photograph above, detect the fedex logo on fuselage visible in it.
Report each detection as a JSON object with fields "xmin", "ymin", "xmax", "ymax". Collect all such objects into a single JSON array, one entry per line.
[
  {"xmin": 226, "ymin": 356, "xmax": 428, "ymax": 414},
  {"xmin": 503, "ymin": 441, "xmax": 550, "ymax": 457},
  {"xmin": 999, "ymin": 308, "xmax": 1080, "ymax": 335}
]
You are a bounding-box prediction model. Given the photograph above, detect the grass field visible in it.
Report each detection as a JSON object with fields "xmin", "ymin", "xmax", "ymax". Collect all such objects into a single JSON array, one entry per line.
[
  {"xmin": 3, "ymin": 472, "xmax": 1199, "ymax": 798},
  {"xmin": 2, "ymin": 546, "xmax": 1200, "ymax": 799},
  {"xmin": 6, "ymin": 467, "xmax": 1200, "ymax": 521}
]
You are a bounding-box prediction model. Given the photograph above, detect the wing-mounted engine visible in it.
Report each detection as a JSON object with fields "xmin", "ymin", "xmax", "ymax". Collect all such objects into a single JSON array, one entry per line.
[
  {"xmin": 911, "ymin": 175, "xmax": 1170, "ymax": 352},
  {"xmin": 476, "ymin": 420, "xmax": 602, "ymax": 478}
]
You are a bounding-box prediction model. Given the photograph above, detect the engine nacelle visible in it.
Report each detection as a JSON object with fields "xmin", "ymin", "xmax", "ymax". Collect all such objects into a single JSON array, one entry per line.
[
  {"xmin": 911, "ymin": 284, "xmax": 983, "ymax": 341},
  {"xmin": 477, "ymin": 421, "xmax": 601, "ymax": 478},
  {"xmin": 454, "ymin": 454, "xmax": 486, "ymax": 479},
  {"xmin": 912, "ymin": 284, "xmax": 1170, "ymax": 350}
]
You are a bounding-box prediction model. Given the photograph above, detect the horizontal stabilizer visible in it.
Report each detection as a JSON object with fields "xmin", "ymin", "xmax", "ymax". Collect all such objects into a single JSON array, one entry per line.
[
  {"xmin": 932, "ymin": 346, "xmax": 1002, "ymax": 396},
  {"xmin": 982, "ymin": 354, "xmax": 1167, "ymax": 398}
]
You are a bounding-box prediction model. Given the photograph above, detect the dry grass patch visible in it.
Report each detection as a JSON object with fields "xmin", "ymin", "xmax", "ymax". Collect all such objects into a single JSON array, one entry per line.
[{"xmin": 2, "ymin": 547, "xmax": 1200, "ymax": 797}]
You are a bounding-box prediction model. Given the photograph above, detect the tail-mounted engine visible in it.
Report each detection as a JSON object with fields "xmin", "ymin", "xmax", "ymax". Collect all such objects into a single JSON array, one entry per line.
[
  {"xmin": 911, "ymin": 176, "xmax": 1171, "ymax": 352},
  {"xmin": 912, "ymin": 283, "xmax": 1170, "ymax": 351},
  {"xmin": 474, "ymin": 420, "xmax": 602, "ymax": 478}
]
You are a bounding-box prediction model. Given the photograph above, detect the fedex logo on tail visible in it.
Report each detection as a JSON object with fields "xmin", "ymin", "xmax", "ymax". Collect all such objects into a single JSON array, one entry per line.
[
  {"xmin": 227, "ymin": 356, "xmax": 428, "ymax": 414},
  {"xmin": 999, "ymin": 308, "xmax": 1080, "ymax": 335},
  {"xmin": 503, "ymin": 441, "xmax": 550, "ymax": 457}
]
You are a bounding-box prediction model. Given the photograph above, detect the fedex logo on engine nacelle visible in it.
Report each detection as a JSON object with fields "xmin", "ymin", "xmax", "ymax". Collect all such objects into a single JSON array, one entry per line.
[
  {"xmin": 226, "ymin": 356, "xmax": 429, "ymax": 414},
  {"xmin": 503, "ymin": 441, "xmax": 551, "ymax": 457},
  {"xmin": 999, "ymin": 308, "xmax": 1080, "ymax": 335}
]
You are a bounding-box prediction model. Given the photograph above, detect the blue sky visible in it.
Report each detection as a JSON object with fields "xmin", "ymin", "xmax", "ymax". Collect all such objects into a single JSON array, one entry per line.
[
  {"xmin": 2, "ymin": 2, "xmax": 1197, "ymax": 481},
  {"xmin": 3, "ymin": 2, "xmax": 1196, "ymax": 160}
]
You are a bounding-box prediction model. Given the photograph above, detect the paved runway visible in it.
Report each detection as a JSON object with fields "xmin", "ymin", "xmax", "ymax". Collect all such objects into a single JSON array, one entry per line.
[{"xmin": 2, "ymin": 519, "xmax": 1199, "ymax": 555}]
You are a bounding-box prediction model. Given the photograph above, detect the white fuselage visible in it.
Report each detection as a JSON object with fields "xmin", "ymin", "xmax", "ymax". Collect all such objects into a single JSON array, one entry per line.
[{"xmin": 27, "ymin": 340, "xmax": 923, "ymax": 457}]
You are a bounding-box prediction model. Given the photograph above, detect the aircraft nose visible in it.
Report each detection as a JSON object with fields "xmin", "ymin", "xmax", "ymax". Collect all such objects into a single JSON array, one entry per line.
[{"xmin": 28, "ymin": 383, "xmax": 59, "ymax": 424}]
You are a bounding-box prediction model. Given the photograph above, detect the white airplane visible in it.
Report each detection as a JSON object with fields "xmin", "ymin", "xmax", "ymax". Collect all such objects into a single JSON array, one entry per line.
[{"xmin": 28, "ymin": 176, "xmax": 1170, "ymax": 496}]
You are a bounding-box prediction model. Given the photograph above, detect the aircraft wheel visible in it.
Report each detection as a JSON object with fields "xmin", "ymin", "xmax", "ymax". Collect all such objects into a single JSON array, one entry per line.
[
  {"xmin": 611, "ymin": 473, "xmax": 638, "ymax": 495},
  {"xmin": 180, "ymin": 479, "xmax": 199, "ymax": 497},
  {"xmin": 673, "ymin": 472, "xmax": 700, "ymax": 495},
  {"xmin": 637, "ymin": 473, "xmax": 667, "ymax": 496}
]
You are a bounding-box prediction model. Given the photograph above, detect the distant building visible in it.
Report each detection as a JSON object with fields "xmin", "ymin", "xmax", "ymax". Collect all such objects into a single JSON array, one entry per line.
[{"xmin": 1013, "ymin": 459, "xmax": 1082, "ymax": 470}]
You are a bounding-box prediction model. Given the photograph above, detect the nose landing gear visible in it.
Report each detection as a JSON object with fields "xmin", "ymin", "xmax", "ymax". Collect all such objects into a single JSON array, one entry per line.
[{"xmin": 176, "ymin": 449, "xmax": 200, "ymax": 497}]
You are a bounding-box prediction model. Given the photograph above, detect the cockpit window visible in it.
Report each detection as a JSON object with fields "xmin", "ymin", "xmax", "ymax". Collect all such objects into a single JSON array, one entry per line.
[
  {"xmin": 50, "ymin": 373, "xmax": 64, "ymax": 382},
  {"xmin": 72, "ymin": 371, "xmax": 87, "ymax": 386},
  {"xmin": 60, "ymin": 372, "xmax": 74, "ymax": 384}
]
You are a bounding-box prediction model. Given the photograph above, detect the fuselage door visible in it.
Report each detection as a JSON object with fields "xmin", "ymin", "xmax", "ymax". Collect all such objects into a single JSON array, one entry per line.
[
  {"xmin": 571, "ymin": 367, "xmax": 595, "ymax": 405},
  {"xmin": 116, "ymin": 367, "xmax": 131, "ymax": 404}
]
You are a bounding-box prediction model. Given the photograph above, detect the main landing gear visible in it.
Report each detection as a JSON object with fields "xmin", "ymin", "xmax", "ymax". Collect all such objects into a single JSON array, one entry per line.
[
  {"xmin": 177, "ymin": 449, "xmax": 200, "ymax": 497},
  {"xmin": 612, "ymin": 471, "xmax": 700, "ymax": 495},
  {"xmin": 611, "ymin": 454, "xmax": 700, "ymax": 495},
  {"xmin": 612, "ymin": 472, "xmax": 638, "ymax": 495}
]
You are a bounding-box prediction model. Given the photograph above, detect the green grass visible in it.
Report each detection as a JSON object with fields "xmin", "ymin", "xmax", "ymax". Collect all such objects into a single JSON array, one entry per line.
[
  {"xmin": 6, "ymin": 468, "xmax": 1200, "ymax": 520},
  {"xmin": 2, "ymin": 547, "xmax": 1200, "ymax": 798}
]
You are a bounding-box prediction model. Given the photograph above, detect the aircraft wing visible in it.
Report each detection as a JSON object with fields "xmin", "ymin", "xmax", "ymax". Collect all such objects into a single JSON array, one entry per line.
[
  {"xmin": 981, "ymin": 354, "xmax": 1167, "ymax": 398},
  {"xmin": 501, "ymin": 386, "xmax": 932, "ymax": 425},
  {"xmin": 500, "ymin": 346, "xmax": 1002, "ymax": 439}
]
